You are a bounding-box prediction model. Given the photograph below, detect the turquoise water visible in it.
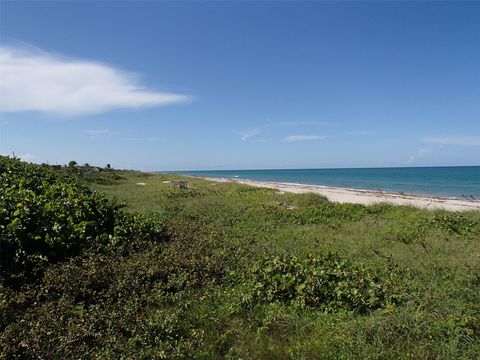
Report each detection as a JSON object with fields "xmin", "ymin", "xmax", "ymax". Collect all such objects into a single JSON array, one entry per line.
[{"xmin": 174, "ymin": 167, "xmax": 480, "ymax": 199}]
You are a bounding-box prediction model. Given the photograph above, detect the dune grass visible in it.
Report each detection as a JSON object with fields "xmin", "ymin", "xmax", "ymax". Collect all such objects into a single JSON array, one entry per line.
[
  {"xmin": 2, "ymin": 160, "xmax": 479, "ymax": 359},
  {"xmin": 88, "ymin": 171, "xmax": 480, "ymax": 359}
]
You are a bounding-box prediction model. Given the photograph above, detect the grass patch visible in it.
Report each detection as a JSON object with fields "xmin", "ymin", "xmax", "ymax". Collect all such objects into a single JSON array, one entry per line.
[{"xmin": 1, "ymin": 156, "xmax": 480, "ymax": 359}]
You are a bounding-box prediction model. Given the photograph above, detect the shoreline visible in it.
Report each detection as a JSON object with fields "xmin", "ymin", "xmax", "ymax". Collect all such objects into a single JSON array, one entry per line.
[{"xmin": 198, "ymin": 176, "xmax": 480, "ymax": 212}]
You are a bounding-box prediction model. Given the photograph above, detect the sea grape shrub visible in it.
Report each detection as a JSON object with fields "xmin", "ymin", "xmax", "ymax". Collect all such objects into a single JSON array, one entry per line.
[
  {"xmin": 240, "ymin": 255, "xmax": 402, "ymax": 313},
  {"xmin": 112, "ymin": 212, "xmax": 167, "ymax": 251},
  {"xmin": 0, "ymin": 244, "xmax": 202, "ymax": 359},
  {"xmin": 79, "ymin": 170, "xmax": 124, "ymax": 185},
  {"xmin": 0, "ymin": 156, "xmax": 167, "ymax": 284},
  {"xmin": 0, "ymin": 157, "xmax": 116, "ymax": 273},
  {"xmin": 292, "ymin": 203, "xmax": 371, "ymax": 226},
  {"xmin": 0, "ymin": 156, "xmax": 118, "ymax": 281},
  {"xmin": 432, "ymin": 213, "xmax": 480, "ymax": 236}
]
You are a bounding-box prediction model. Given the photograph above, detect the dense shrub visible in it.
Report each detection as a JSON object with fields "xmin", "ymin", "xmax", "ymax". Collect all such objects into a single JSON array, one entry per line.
[
  {"xmin": 432, "ymin": 213, "xmax": 480, "ymax": 235},
  {"xmin": 292, "ymin": 203, "xmax": 371, "ymax": 226},
  {"xmin": 0, "ymin": 244, "xmax": 203, "ymax": 359},
  {"xmin": 238, "ymin": 254, "xmax": 402, "ymax": 312},
  {"xmin": 79, "ymin": 170, "xmax": 125, "ymax": 185},
  {"xmin": 0, "ymin": 156, "xmax": 167, "ymax": 285}
]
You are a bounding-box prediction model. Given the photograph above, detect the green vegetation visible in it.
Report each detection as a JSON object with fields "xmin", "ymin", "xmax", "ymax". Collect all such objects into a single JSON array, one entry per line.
[{"xmin": 1, "ymin": 156, "xmax": 480, "ymax": 359}]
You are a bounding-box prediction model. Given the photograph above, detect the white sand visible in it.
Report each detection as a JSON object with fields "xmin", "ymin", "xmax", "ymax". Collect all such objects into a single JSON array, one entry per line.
[{"xmin": 202, "ymin": 177, "xmax": 480, "ymax": 212}]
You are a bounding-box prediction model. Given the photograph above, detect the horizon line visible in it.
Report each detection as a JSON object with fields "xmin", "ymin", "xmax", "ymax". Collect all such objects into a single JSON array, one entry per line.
[{"xmin": 162, "ymin": 164, "xmax": 480, "ymax": 173}]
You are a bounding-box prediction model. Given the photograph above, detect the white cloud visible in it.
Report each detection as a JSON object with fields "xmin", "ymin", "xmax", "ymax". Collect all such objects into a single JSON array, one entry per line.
[
  {"xmin": 270, "ymin": 121, "xmax": 298, "ymax": 127},
  {"xmin": 87, "ymin": 129, "xmax": 112, "ymax": 139},
  {"xmin": 283, "ymin": 135, "xmax": 326, "ymax": 142},
  {"xmin": 269, "ymin": 120, "xmax": 327, "ymax": 127},
  {"xmin": 122, "ymin": 137, "xmax": 159, "ymax": 143},
  {"xmin": 348, "ymin": 130, "xmax": 372, "ymax": 135},
  {"xmin": 405, "ymin": 147, "xmax": 432, "ymax": 165},
  {"xmin": 405, "ymin": 155, "xmax": 415, "ymax": 165},
  {"xmin": 19, "ymin": 153, "xmax": 36, "ymax": 161},
  {"xmin": 422, "ymin": 136, "xmax": 480, "ymax": 146},
  {"xmin": 240, "ymin": 128, "xmax": 262, "ymax": 141},
  {"xmin": 240, "ymin": 121, "xmax": 327, "ymax": 141},
  {"xmin": 0, "ymin": 45, "xmax": 193, "ymax": 117},
  {"xmin": 418, "ymin": 148, "xmax": 432, "ymax": 154},
  {"xmin": 300, "ymin": 121, "xmax": 327, "ymax": 126}
]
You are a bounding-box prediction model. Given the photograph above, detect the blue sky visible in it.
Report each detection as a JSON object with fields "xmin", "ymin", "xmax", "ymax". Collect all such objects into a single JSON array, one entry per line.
[{"xmin": 0, "ymin": 1, "xmax": 479, "ymax": 170}]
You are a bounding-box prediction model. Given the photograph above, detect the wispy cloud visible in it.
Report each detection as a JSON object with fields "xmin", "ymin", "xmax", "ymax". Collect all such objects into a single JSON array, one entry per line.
[
  {"xmin": 87, "ymin": 129, "xmax": 112, "ymax": 139},
  {"xmin": 240, "ymin": 128, "xmax": 262, "ymax": 141},
  {"xmin": 405, "ymin": 148, "xmax": 432, "ymax": 165},
  {"xmin": 240, "ymin": 120, "xmax": 327, "ymax": 141},
  {"xmin": 422, "ymin": 136, "xmax": 480, "ymax": 146},
  {"xmin": 269, "ymin": 120, "xmax": 326, "ymax": 127},
  {"xmin": 283, "ymin": 135, "xmax": 326, "ymax": 142},
  {"xmin": 299, "ymin": 121, "xmax": 327, "ymax": 126},
  {"xmin": 271, "ymin": 121, "xmax": 298, "ymax": 127},
  {"xmin": 122, "ymin": 137, "xmax": 159, "ymax": 143},
  {"xmin": 0, "ymin": 45, "xmax": 193, "ymax": 117},
  {"xmin": 347, "ymin": 130, "xmax": 372, "ymax": 135}
]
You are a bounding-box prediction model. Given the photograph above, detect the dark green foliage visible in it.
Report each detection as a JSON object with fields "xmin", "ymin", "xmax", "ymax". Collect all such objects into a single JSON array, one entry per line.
[
  {"xmin": 0, "ymin": 244, "xmax": 203, "ymax": 359},
  {"xmin": 239, "ymin": 255, "xmax": 402, "ymax": 312},
  {"xmin": 1, "ymin": 156, "xmax": 480, "ymax": 359},
  {"xmin": 293, "ymin": 203, "xmax": 372, "ymax": 225},
  {"xmin": 79, "ymin": 170, "xmax": 125, "ymax": 185},
  {"xmin": 432, "ymin": 213, "xmax": 480, "ymax": 235},
  {"xmin": 0, "ymin": 156, "xmax": 166, "ymax": 285}
]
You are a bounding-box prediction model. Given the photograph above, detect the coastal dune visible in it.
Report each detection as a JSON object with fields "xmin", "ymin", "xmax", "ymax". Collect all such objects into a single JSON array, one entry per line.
[{"xmin": 203, "ymin": 177, "xmax": 480, "ymax": 212}]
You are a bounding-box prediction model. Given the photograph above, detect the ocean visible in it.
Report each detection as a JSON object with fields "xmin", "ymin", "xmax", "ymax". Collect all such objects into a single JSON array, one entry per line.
[{"xmin": 174, "ymin": 166, "xmax": 480, "ymax": 199}]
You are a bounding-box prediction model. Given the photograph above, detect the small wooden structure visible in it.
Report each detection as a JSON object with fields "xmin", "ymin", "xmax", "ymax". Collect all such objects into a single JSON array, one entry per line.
[{"xmin": 172, "ymin": 181, "xmax": 189, "ymax": 189}]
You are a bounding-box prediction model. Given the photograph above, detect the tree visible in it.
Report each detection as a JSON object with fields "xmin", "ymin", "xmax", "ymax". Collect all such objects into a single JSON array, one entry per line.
[{"xmin": 68, "ymin": 160, "xmax": 77, "ymax": 168}]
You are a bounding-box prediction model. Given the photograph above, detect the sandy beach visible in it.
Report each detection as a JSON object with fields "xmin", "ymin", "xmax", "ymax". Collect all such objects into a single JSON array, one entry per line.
[{"xmin": 202, "ymin": 177, "xmax": 480, "ymax": 212}]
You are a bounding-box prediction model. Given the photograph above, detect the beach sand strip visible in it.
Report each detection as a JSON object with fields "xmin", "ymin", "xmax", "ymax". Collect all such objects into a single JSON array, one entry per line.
[{"xmin": 201, "ymin": 177, "xmax": 480, "ymax": 212}]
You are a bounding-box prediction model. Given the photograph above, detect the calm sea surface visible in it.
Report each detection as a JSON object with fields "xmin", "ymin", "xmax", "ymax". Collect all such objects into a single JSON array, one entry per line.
[{"xmin": 173, "ymin": 167, "xmax": 480, "ymax": 199}]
